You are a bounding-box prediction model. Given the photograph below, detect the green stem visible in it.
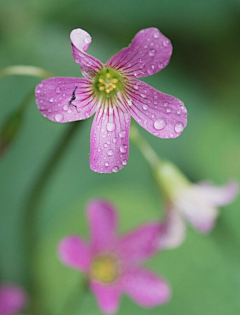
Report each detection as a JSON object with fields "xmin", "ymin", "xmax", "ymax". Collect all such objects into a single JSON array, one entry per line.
[
  {"xmin": 130, "ymin": 122, "xmax": 161, "ymax": 169},
  {"xmin": 59, "ymin": 278, "xmax": 88, "ymax": 315},
  {"xmin": 0, "ymin": 65, "xmax": 55, "ymax": 79},
  {"xmin": 23, "ymin": 121, "xmax": 85, "ymax": 314}
]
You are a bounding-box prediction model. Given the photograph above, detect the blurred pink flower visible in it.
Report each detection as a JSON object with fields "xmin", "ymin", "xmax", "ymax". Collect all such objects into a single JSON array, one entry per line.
[
  {"xmin": 0, "ymin": 284, "xmax": 27, "ymax": 315},
  {"xmin": 58, "ymin": 200, "xmax": 170, "ymax": 314},
  {"xmin": 155, "ymin": 162, "xmax": 239, "ymax": 248},
  {"xmin": 35, "ymin": 28, "xmax": 187, "ymax": 173}
]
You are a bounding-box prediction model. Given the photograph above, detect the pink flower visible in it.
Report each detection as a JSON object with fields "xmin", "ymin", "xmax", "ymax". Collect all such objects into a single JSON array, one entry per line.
[
  {"xmin": 155, "ymin": 162, "xmax": 239, "ymax": 248},
  {"xmin": 58, "ymin": 200, "xmax": 171, "ymax": 314},
  {"xmin": 0, "ymin": 284, "xmax": 27, "ymax": 315},
  {"xmin": 35, "ymin": 28, "xmax": 187, "ymax": 173}
]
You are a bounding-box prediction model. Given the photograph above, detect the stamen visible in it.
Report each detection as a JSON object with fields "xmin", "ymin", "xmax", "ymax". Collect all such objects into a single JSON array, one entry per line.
[{"xmin": 106, "ymin": 73, "xmax": 111, "ymax": 79}]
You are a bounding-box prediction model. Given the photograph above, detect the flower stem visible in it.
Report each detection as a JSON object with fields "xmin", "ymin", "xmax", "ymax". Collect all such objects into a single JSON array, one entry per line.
[
  {"xmin": 59, "ymin": 278, "xmax": 88, "ymax": 315},
  {"xmin": 22, "ymin": 121, "xmax": 85, "ymax": 314},
  {"xmin": 0, "ymin": 65, "xmax": 55, "ymax": 79},
  {"xmin": 130, "ymin": 122, "xmax": 161, "ymax": 169}
]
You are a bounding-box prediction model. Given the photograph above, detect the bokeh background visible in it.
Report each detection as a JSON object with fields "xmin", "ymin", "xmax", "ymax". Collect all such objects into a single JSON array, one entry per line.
[{"xmin": 0, "ymin": 0, "xmax": 240, "ymax": 314}]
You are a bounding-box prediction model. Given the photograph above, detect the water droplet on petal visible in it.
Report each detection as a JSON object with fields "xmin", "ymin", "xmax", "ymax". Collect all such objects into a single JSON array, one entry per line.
[
  {"xmin": 143, "ymin": 105, "xmax": 148, "ymax": 111},
  {"xmin": 56, "ymin": 87, "xmax": 61, "ymax": 93},
  {"xmin": 49, "ymin": 97, "xmax": 54, "ymax": 103},
  {"xmin": 112, "ymin": 166, "xmax": 119, "ymax": 173},
  {"xmin": 39, "ymin": 83, "xmax": 43, "ymax": 88},
  {"xmin": 105, "ymin": 162, "xmax": 109, "ymax": 167},
  {"xmin": 107, "ymin": 149, "xmax": 113, "ymax": 156},
  {"xmin": 55, "ymin": 113, "xmax": 64, "ymax": 122},
  {"xmin": 154, "ymin": 118, "xmax": 166, "ymax": 130},
  {"xmin": 174, "ymin": 122, "xmax": 184, "ymax": 133},
  {"xmin": 119, "ymin": 130, "xmax": 126, "ymax": 138},
  {"xmin": 149, "ymin": 49, "xmax": 156, "ymax": 56},
  {"xmin": 166, "ymin": 108, "xmax": 172, "ymax": 113},
  {"xmin": 120, "ymin": 145, "xmax": 127, "ymax": 153},
  {"xmin": 36, "ymin": 89, "xmax": 41, "ymax": 94},
  {"xmin": 40, "ymin": 105, "xmax": 45, "ymax": 110},
  {"xmin": 122, "ymin": 159, "xmax": 128, "ymax": 165},
  {"xmin": 106, "ymin": 122, "xmax": 115, "ymax": 132},
  {"xmin": 147, "ymin": 65, "xmax": 155, "ymax": 75},
  {"xmin": 104, "ymin": 143, "xmax": 108, "ymax": 148},
  {"xmin": 63, "ymin": 105, "xmax": 68, "ymax": 111},
  {"xmin": 154, "ymin": 31, "xmax": 160, "ymax": 38}
]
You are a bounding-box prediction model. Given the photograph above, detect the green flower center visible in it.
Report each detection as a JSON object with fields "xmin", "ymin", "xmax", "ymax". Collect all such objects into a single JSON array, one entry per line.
[
  {"xmin": 93, "ymin": 67, "xmax": 124, "ymax": 98},
  {"xmin": 90, "ymin": 254, "xmax": 119, "ymax": 284}
]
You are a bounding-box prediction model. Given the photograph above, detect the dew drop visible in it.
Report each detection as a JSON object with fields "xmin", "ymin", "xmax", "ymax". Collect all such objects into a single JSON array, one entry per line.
[
  {"xmin": 143, "ymin": 105, "xmax": 148, "ymax": 111},
  {"xmin": 122, "ymin": 159, "xmax": 128, "ymax": 165},
  {"xmin": 119, "ymin": 130, "xmax": 126, "ymax": 138},
  {"xmin": 106, "ymin": 122, "xmax": 115, "ymax": 132},
  {"xmin": 108, "ymin": 149, "xmax": 113, "ymax": 156},
  {"xmin": 174, "ymin": 122, "xmax": 184, "ymax": 133},
  {"xmin": 112, "ymin": 166, "xmax": 119, "ymax": 173},
  {"xmin": 39, "ymin": 83, "xmax": 43, "ymax": 88},
  {"xmin": 166, "ymin": 108, "xmax": 172, "ymax": 113},
  {"xmin": 147, "ymin": 65, "xmax": 155, "ymax": 75},
  {"xmin": 120, "ymin": 145, "xmax": 127, "ymax": 153},
  {"xmin": 40, "ymin": 105, "xmax": 45, "ymax": 110},
  {"xmin": 56, "ymin": 87, "xmax": 61, "ymax": 94},
  {"xmin": 163, "ymin": 39, "xmax": 170, "ymax": 47},
  {"xmin": 113, "ymin": 138, "xmax": 117, "ymax": 143},
  {"xmin": 49, "ymin": 97, "xmax": 54, "ymax": 103},
  {"xmin": 154, "ymin": 31, "xmax": 160, "ymax": 38},
  {"xmin": 154, "ymin": 118, "xmax": 166, "ymax": 130},
  {"xmin": 55, "ymin": 113, "xmax": 64, "ymax": 122},
  {"xmin": 149, "ymin": 49, "xmax": 156, "ymax": 56},
  {"xmin": 36, "ymin": 89, "xmax": 41, "ymax": 94},
  {"xmin": 105, "ymin": 162, "xmax": 109, "ymax": 167},
  {"xmin": 177, "ymin": 110, "xmax": 182, "ymax": 115},
  {"xmin": 63, "ymin": 105, "xmax": 68, "ymax": 111},
  {"xmin": 133, "ymin": 84, "xmax": 139, "ymax": 90},
  {"xmin": 104, "ymin": 143, "xmax": 108, "ymax": 148}
]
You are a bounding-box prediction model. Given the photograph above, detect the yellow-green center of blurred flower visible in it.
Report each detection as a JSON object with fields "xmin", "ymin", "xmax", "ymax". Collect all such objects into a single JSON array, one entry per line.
[
  {"xmin": 90, "ymin": 254, "xmax": 119, "ymax": 284},
  {"xmin": 93, "ymin": 68, "xmax": 124, "ymax": 98}
]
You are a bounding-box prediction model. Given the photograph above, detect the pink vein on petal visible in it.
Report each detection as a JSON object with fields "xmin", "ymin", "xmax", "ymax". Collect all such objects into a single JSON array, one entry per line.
[
  {"xmin": 35, "ymin": 77, "xmax": 97, "ymax": 123},
  {"xmin": 106, "ymin": 28, "xmax": 172, "ymax": 78},
  {"xmin": 70, "ymin": 29, "xmax": 103, "ymax": 79}
]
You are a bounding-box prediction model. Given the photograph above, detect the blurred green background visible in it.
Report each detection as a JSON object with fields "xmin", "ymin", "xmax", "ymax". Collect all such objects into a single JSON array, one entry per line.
[{"xmin": 0, "ymin": 0, "xmax": 240, "ymax": 314}]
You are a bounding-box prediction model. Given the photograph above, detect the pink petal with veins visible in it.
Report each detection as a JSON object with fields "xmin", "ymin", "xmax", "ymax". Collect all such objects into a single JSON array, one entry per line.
[
  {"xmin": 90, "ymin": 102, "xmax": 131, "ymax": 173},
  {"xmin": 35, "ymin": 77, "xmax": 97, "ymax": 123},
  {"xmin": 106, "ymin": 28, "xmax": 172, "ymax": 78},
  {"xmin": 70, "ymin": 29, "xmax": 103, "ymax": 79},
  {"xmin": 126, "ymin": 79, "xmax": 187, "ymax": 138}
]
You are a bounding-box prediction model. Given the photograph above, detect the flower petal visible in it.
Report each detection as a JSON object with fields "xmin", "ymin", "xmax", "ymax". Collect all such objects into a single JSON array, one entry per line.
[
  {"xmin": 196, "ymin": 180, "xmax": 239, "ymax": 207},
  {"xmin": 118, "ymin": 222, "xmax": 160, "ymax": 264},
  {"xmin": 87, "ymin": 200, "xmax": 118, "ymax": 252},
  {"xmin": 177, "ymin": 186, "xmax": 218, "ymax": 233},
  {"xmin": 106, "ymin": 28, "xmax": 172, "ymax": 78},
  {"xmin": 58, "ymin": 236, "xmax": 91, "ymax": 271},
  {"xmin": 35, "ymin": 77, "xmax": 97, "ymax": 123},
  {"xmin": 122, "ymin": 268, "xmax": 171, "ymax": 307},
  {"xmin": 127, "ymin": 79, "xmax": 187, "ymax": 138},
  {"xmin": 90, "ymin": 102, "xmax": 131, "ymax": 173},
  {"xmin": 89, "ymin": 281, "xmax": 121, "ymax": 314},
  {"xmin": 158, "ymin": 209, "xmax": 186, "ymax": 249},
  {"xmin": 0, "ymin": 284, "xmax": 27, "ymax": 315},
  {"xmin": 70, "ymin": 29, "xmax": 103, "ymax": 79}
]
